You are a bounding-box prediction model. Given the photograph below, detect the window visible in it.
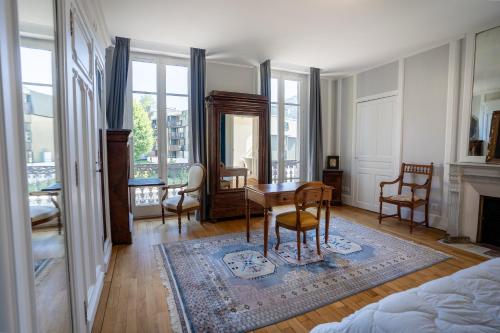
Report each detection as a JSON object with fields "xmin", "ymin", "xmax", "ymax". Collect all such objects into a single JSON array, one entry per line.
[
  {"xmin": 271, "ymin": 74, "xmax": 302, "ymax": 183},
  {"xmin": 131, "ymin": 57, "xmax": 190, "ymax": 209},
  {"xmin": 165, "ymin": 65, "xmax": 190, "ymax": 185},
  {"xmin": 132, "ymin": 61, "xmax": 158, "ymax": 180},
  {"xmin": 20, "ymin": 46, "xmax": 57, "ymax": 192}
]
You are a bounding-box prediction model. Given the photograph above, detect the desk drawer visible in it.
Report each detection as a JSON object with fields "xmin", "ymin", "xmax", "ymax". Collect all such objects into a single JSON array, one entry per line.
[{"xmin": 268, "ymin": 192, "xmax": 294, "ymax": 206}]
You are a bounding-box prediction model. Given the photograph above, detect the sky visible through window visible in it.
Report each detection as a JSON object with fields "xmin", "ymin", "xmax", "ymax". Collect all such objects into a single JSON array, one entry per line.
[
  {"xmin": 132, "ymin": 61, "xmax": 188, "ymax": 111},
  {"xmin": 21, "ymin": 47, "xmax": 52, "ymax": 85}
]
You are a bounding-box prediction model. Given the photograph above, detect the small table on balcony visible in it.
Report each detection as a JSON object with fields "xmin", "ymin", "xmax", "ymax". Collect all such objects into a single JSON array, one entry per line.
[
  {"xmin": 128, "ymin": 178, "xmax": 165, "ymax": 188},
  {"xmin": 245, "ymin": 182, "xmax": 333, "ymax": 257}
]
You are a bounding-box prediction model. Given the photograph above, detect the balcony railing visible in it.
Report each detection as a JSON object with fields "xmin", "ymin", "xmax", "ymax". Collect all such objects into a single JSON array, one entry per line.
[
  {"xmin": 134, "ymin": 162, "xmax": 191, "ymax": 206},
  {"xmin": 27, "ymin": 164, "xmax": 57, "ymax": 206},
  {"xmin": 26, "ymin": 161, "xmax": 301, "ymax": 208},
  {"xmin": 168, "ymin": 144, "xmax": 185, "ymax": 152},
  {"xmin": 272, "ymin": 160, "xmax": 300, "ymax": 183},
  {"xmin": 168, "ymin": 132, "xmax": 185, "ymax": 139},
  {"xmin": 167, "ymin": 120, "xmax": 186, "ymax": 128}
]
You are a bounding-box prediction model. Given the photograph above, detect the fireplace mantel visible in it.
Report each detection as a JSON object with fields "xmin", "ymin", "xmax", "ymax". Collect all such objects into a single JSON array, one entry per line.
[{"xmin": 447, "ymin": 162, "xmax": 500, "ymax": 242}]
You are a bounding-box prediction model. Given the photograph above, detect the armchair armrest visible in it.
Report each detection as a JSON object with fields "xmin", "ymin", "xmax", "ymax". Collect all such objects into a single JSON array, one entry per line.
[
  {"xmin": 161, "ymin": 183, "xmax": 188, "ymax": 201},
  {"xmin": 379, "ymin": 176, "xmax": 402, "ymax": 188},
  {"xmin": 379, "ymin": 176, "xmax": 402, "ymax": 197},
  {"xmin": 178, "ymin": 186, "xmax": 199, "ymax": 195}
]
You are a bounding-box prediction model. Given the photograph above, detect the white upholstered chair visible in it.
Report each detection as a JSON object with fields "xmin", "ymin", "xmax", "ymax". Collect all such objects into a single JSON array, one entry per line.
[{"xmin": 161, "ymin": 163, "xmax": 206, "ymax": 233}]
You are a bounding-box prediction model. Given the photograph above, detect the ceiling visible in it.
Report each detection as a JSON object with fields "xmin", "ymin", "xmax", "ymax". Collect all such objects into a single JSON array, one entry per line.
[{"xmin": 98, "ymin": 0, "xmax": 500, "ymax": 74}]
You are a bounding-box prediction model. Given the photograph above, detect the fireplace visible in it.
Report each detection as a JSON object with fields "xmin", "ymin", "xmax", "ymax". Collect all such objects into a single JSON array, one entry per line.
[{"xmin": 477, "ymin": 196, "xmax": 500, "ymax": 248}]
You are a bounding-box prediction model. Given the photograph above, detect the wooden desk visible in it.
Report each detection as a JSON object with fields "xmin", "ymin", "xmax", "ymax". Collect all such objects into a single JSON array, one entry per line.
[{"xmin": 245, "ymin": 182, "xmax": 333, "ymax": 257}]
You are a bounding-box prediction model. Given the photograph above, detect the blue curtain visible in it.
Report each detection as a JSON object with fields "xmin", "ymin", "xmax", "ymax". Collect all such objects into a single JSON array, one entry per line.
[
  {"xmin": 189, "ymin": 47, "xmax": 207, "ymax": 220},
  {"xmin": 308, "ymin": 67, "xmax": 323, "ymax": 180},
  {"xmin": 106, "ymin": 37, "xmax": 130, "ymax": 129},
  {"xmin": 260, "ymin": 60, "xmax": 272, "ymax": 183}
]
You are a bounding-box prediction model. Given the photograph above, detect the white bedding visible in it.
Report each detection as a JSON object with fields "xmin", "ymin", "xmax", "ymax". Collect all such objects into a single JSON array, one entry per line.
[{"xmin": 311, "ymin": 258, "xmax": 500, "ymax": 333}]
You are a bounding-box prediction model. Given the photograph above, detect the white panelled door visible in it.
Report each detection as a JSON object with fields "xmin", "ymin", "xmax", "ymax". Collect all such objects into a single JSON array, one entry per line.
[
  {"xmin": 65, "ymin": 5, "xmax": 105, "ymax": 329},
  {"xmin": 354, "ymin": 96, "xmax": 398, "ymax": 212}
]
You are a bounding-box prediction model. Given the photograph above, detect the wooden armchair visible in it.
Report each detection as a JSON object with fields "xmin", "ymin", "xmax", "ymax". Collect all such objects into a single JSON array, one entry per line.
[
  {"xmin": 29, "ymin": 191, "xmax": 62, "ymax": 234},
  {"xmin": 275, "ymin": 182, "xmax": 325, "ymax": 260},
  {"xmin": 378, "ymin": 163, "xmax": 433, "ymax": 233},
  {"xmin": 161, "ymin": 163, "xmax": 206, "ymax": 233}
]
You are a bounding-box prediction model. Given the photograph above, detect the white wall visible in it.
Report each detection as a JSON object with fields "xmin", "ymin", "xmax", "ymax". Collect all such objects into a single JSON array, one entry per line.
[
  {"xmin": 336, "ymin": 43, "xmax": 452, "ymax": 229},
  {"xmin": 206, "ymin": 62, "xmax": 257, "ymax": 95},
  {"xmin": 357, "ymin": 61, "xmax": 399, "ymax": 98},
  {"xmin": 402, "ymin": 44, "xmax": 449, "ymax": 224}
]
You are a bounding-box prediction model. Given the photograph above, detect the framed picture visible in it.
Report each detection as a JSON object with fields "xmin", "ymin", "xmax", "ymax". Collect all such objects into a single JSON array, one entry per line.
[
  {"xmin": 326, "ymin": 156, "xmax": 340, "ymax": 170},
  {"xmin": 486, "ymin": 110, "xmax": 500, "ymax": 163}
]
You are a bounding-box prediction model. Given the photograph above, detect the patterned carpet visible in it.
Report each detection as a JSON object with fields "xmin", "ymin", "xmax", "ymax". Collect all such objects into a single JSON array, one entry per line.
[
  {"xmin": 34, "ymin": 257, "xmax": 57, "ymax": 286},
  {"xmin": 156, "ymin": 217, "xmax": 450, "ymax": 333}
]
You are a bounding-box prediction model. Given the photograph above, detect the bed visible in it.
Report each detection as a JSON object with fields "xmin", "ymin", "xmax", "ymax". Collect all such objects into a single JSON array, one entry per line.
[{"xmin": 311, "ymin": 258, "xmax": 500, "ymax": 333}]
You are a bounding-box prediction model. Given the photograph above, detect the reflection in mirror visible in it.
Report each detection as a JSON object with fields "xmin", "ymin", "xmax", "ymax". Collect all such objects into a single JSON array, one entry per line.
[
  {"xmin": 469, "ymin": 25, "xmax": 500, "ymax": 156},
  {"xmin": 220, "ymin": 114, "xmax": 259, "ymax": 189},
  {"xmin": 18, "ymin": 0, "xmax": 72, "ymax": 331}
]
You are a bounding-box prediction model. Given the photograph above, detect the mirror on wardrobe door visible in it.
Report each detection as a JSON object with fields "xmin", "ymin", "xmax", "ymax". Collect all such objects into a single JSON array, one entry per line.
[
  {"xmin": 17, "ymin": 0, "xmax": 73, "ymax": 331},
  {"xmin": 468, "ymin": 25, "xmax": 500, "ymax": 156}
]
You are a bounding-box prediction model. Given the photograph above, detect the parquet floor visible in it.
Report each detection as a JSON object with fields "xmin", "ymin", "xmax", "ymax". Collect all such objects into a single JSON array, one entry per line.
[{"xmin": 91, "ymin": 205, "xmax": 485, "ymax": 333}]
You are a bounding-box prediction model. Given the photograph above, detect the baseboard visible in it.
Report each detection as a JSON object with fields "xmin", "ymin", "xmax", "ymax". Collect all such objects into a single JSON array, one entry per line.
[
  {"xmin": 399, "ymin": 209, "xmax": 445, "ymax": 231},
  {"xmin": 86, "ymin": 268, "xmax": 105, "ymax": 327},
  {"xmin": 103, "ymin": 239, "xmax": 112, "ymax": 271},
  {"xmin": 341, "ymin": 194, "xmax": 353, "ymax": 205},
  {"xmin": 346, "ymin": 200, "xmax": 447, "ymax": 232}
]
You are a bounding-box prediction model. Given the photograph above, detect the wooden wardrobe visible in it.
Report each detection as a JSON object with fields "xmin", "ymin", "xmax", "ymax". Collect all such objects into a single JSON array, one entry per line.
[
  {"xmin": 106, "ymin": 129, "xmax": 133, "ymax": 244},
  {"xmin": 205, "ymin": 91, "xmax": 269, "ymax": 221}
]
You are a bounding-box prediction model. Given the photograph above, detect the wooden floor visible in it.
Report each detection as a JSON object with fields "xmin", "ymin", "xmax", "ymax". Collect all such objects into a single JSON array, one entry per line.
[
  {"xmin": 32, "ymin": 228, "xmax": 72, "ymax": 333},
  {"xmin": 92, "ymin": 205, "xmax": 485, "ymax": 333}
]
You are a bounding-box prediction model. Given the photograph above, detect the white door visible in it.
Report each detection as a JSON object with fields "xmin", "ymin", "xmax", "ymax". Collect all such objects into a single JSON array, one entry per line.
[
  {"xmin": 354, "ymin": 96, "xmax": 399, "ymax": 212},
  {"xmin": 64, "ymin": 6, "xmax": 106, "ymax": 329}
]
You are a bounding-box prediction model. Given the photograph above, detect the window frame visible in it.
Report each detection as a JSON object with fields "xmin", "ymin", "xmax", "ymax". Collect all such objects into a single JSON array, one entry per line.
[
  {"xmin": 271, "ymin": 70, "xmax": 307, "ymax": 183},
  {"xmin": 129, "ymin": 52, "xmax": 190, "ymax": 217},
  {"xmin": 19, "ymin": 37, "xmax": 61, "ymax": 188}
]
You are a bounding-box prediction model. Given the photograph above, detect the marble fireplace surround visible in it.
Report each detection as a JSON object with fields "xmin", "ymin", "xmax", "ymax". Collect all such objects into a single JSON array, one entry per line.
[{"xmin": 448, "ymin": 163, "xmax": 500, "ymax": 243}]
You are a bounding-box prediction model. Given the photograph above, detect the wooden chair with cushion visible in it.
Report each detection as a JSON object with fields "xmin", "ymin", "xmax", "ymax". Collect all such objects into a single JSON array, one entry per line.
[
  {"xmin": 378, "ymin": 163, "xmax": 433, "ymax": 233},
  {"xmin": 161, "ymin": 163, "xmax": 206, "ymax": 233},
  {"xmin": 274, "ymin": 181, "xmax": 325, "ymax": 260},
  {"xmin": 29, "ymin": 191, "xmax": 62, "ymax": 234}
]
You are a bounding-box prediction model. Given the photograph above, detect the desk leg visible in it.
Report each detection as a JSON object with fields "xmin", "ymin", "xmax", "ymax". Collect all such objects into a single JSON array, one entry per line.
[
  {"xmin": 246, "ymin": 196, "xmax": 250, "ymax": 242},
  {"xmin": 263, "ymin": 208, "xmax": 269, "ymax": 257},
  {"xmin": 325, "ymin": 200, "xmax": 331, "ymax": 243}
]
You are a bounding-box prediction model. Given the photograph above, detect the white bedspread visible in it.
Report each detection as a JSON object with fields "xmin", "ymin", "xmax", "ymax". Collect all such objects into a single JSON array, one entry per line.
[{"xmin": 311, "ymin": 258, "xmax": 500, "ymax": 333}]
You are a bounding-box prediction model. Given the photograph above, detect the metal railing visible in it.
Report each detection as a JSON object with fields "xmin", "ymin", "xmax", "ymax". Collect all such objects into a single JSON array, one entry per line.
[
  {"xmin": 27, "ymin": 164, "xmax": 56, "ymax": 206},
  {"xmin": 272, "ymin": 160, "xmax": 300, "ymax": 183},
  {"xmin": 134, "ymin": 162, "xmax": 191, "ymax": 206}
]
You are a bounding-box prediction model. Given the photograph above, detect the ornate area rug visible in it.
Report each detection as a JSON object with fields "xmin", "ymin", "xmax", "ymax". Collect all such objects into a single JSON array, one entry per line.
[
  {"xmin": 156, "ymin": 217, "xmax": 450, "ymax": 333},
  {"xmin": 34, "ymin": 257, "xmax": 58, "ymax": 286}
]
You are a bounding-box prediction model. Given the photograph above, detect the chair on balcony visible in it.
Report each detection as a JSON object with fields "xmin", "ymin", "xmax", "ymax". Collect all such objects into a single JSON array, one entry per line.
[
  {"xmin": 274, "ymin": 182, "xmax": 325, "ymax": 260},
  {"xmin": 378, "ymin": 163, "xmax": 433, "ymax": 233},
  {"xmin": 161, "ymin": 163, "xmax": 206, "ymax": 233},
  {"xmin": 29, "ymin": 191, "xmax": 62, "ymax": 234}
]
